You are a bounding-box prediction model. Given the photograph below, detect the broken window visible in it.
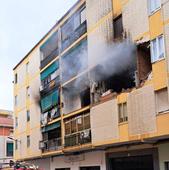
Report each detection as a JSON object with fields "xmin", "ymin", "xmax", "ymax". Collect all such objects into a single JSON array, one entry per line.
[
  {"xmin": 118, "ymin": 102, "xmax": 128, "ymax": 123},
  {"xmin": 155, "ymin": 88, "xmax": 169, "ymax": 114},
  {"xmin": 90, "ymin": 65, "xmax": 136, "ymax": 104},
  {"xmin": 136, "ymin": 41, "xmax": 152, "ymax": 85},
  {"xmin": 113, "ymin": 15, "xmax": 123, "ymax": 39}
]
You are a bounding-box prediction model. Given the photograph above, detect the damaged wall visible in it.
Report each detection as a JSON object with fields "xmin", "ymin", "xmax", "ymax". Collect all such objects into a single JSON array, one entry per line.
[
  {"xmin": 122, "ymin": 0, "xmax": 150, "ymax": 41},
  {"xmin": 90, "ymin": 98, "xmax": 119, "ymax": 144},
  {"xmin": 127, "ymin": 85, "xmax": 156, "ymax": 136}
]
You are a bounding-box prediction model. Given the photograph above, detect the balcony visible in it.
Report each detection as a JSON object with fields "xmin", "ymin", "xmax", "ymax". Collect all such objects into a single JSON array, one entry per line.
[
  {"xmin": 40, "ymin": 137, "xmax": 62, "ymax": 153},
  {"xmin": 40, "ymin": 76, "xmax": 60, "ymax": 96},
  {"xmin": 61, "ymin": 21, "xmax": 87, "ymax": 52},
  {"xmin": 41, "ymin": 48, "xmax": 59, "ymax": 69},
  {"xmin": 64, "ymin": 129, "xmax": 91, "ymax": 147}
]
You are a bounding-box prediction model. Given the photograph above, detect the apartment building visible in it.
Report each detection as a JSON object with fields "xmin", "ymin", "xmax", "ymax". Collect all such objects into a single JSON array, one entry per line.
[
  {"xmin": 13, "ymin": 0, "xmax": 169, "ymax": 169},
  {"xmin": 0, "ymin": 110, "xmax": 13, "ymax": 168}
]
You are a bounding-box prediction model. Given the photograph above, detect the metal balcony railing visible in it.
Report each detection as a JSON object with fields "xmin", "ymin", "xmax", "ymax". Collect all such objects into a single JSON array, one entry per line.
[
  {"xmin": 64, "ymin": 129, "xmax": 91, "ymax": 147},
  {"xmin": 40, "ymin": 77, "xmax": 60, "ymax": 96},
  {"xmin": 40, "ymin": 137, "xmax": 62, "ymax": 153},
  {"xmin": 41, "ymin": 48, "xmax": 59, "ymax": 69}
]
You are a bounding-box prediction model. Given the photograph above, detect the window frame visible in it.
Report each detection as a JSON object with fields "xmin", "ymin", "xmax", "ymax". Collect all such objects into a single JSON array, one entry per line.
[
  {"xmin": 148, "ymin": 0, "xmax": 161, "ymax": 15},
  {"xmin": 27, "ymin": 135, "xmax": 30, "ymax": 148},
  {"xmin": 165, "ymin": 162, "xmax": 169, "ymax": 170},
  {"xmin": 27, "ymin": 110, "xmax": 30, "ymax": 122},
  {"xmin": 150, "ymin": 35, "xmax": 165, "ymax": 63},
  {"xmin": 6, "ymin": 142, "xmax": 13, "ymax": 157},
  {"xmin": 118, "ymin": 102, "xmax": 128, "ymax": 123}
]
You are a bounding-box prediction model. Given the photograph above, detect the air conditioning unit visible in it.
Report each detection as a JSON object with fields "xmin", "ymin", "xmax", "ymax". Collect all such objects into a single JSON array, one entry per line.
[{"xmin": 39, "ymin": 141, "xmax": 45, "ymax": 149}]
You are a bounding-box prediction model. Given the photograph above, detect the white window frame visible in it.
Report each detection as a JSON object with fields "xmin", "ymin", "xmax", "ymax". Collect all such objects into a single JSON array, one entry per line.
[
  {"xmin": 148, "ymin": 0, "xmax": 161, "ymax": 15},
  {"xmin": 150, "ymin": 35, "xmax": 165, "ymax": 63}
]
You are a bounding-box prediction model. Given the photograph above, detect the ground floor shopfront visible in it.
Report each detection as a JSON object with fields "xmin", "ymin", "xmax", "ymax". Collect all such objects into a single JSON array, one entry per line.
[{"xmin": 26, "ymin": 143, "xmax": 169, "ymax": 170}]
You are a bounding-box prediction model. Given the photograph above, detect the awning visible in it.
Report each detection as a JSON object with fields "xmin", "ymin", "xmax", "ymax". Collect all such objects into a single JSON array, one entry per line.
[
  {"xmin": 41, "ymin": 121, "xmax": 61, "ymax": 133},
  {"xmin": 41, "ymin": 61, "xmax": 59, "ymax": 80},
  {"xmin": 41, "ymin": 89, "xmax": 59, "ymax": 112}
]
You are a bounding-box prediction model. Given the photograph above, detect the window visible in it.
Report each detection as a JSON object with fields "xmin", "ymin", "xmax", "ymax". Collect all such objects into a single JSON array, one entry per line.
[
  {"xmin": 80, "ymin": 7, "xmax": 86, "ymax": 24},
  {"xmin": 27, "ymin": 136, "xmax": 30, "ymax": 147},
  {"xmin": 26, "ymin": 86, "xmax": 30, "ymax": 97},
  {"xmin": 6, "ymin": 142, "xmax": 13, "ymax": 157},
  {"xmin": 113, "ymin": 15, "xmax": 123, "ymax": 39},
  {"xmin": 148, "ymin": 0, "xmax": 161, "ymax": 14},
  {"xmin": 15, "ymin": 140, "xmax": 18, "ymax": 150},
  {"xmin": 14, "ymin": 73, "xmax": 18, "ymax": 84},
  {"xmin": 26, "ymin": 62, "xmax": 29, "ymax": 73},
  {"xmin": 118, "ymin": 102, "xmax": 128, "ymax": 123},
  {"xmin": 155, "ymin": 88, "xmax": 169, "ymax": 113},
  {"xmin": 15, "ymin": 117, "xmax": 18, "ymax": 128},
  {"xmin": 14, "ymin": 96, "xmax": 18, "ymax": 106},
  {"xmin": 165, "ymin": 162, "xmax": 169, "ymax": 170},
  {"xmin": 27, "ymin": 110, "xmax": 30, "ymax": 122},
  {"xmin": 150, "ymin": 35, "xmax": 165, "ymax": 62}
]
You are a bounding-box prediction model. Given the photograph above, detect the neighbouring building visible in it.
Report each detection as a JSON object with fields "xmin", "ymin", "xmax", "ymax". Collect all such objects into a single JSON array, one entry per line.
[
  {"xmin": 0, "ymin": 110, "xmax": 13, "ymax": 168},
  {"xmin": 13, "ymin": 0, "xmax": 169, "ymax": 170}
]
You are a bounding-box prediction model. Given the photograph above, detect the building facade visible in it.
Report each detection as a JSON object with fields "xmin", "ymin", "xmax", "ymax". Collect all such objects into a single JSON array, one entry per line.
[
  {"xmin": 13, "ymin": 0, "xmax": 169, "ymax": 170},
  {"xmin": 0, "ymin": 110, "xmax": 13, "ymax": 168}
]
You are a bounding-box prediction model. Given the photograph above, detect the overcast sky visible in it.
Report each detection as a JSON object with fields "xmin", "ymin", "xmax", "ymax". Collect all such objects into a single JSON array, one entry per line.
[{"xmin": 0, "ymin": 0, "xmax": 77, "ymax": 111}]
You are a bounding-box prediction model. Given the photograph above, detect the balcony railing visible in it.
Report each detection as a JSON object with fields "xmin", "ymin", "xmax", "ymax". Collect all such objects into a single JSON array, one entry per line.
[
  {"xmin": 40, "ymin": 77, "xmax": 60, "ymax": 96},
  {"xmin": 40, "ymin": 137, "xmax": 62, "ymax": 153},
  {"xmin": 61, "ymin": 21, "xmax": 87, "ymax": 52},
  {"xmin": 41, "ymin": 48, "xmax": 59, "ymax": 69},
  {"xmin": 64, "ymin": 129, "xmax": 91, "ymax": 147}
]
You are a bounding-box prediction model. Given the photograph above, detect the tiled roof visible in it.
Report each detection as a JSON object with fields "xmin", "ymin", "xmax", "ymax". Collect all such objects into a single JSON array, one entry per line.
[{"xmin": 0, "ymin": 117, "xmax": 13, "ymax": 127}]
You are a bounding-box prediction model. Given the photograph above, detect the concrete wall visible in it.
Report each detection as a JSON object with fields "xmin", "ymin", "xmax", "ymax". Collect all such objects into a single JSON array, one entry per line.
[
  {"xmin": 90, "ymin": 99, "xmax": 119, "ymax": 144},
  {"xmin": 50, "ymin": 151, "xmax": 106, "ymax": 170},
  {"xmin": 122, "ymin": 0, "xmax": 149, "ymax": 41},
  {"xmin": 14, "ymin": 47, "xmax": 41, "ymax": 160},
  {"xmin": 158, "ymin": 143, "xmax": 169, "ymax": 170}
]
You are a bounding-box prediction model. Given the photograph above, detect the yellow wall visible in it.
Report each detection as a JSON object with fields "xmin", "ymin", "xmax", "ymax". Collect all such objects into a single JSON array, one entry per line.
[
  {"xmin": 112, "ymin": 0, "xmax": 122, "ymax": 18},
  {"xmin": 157, "ymin": 112, "xmax": 169, "ymax": 135},
  {"xmin": 119, "ymin": 123, "xmax": 129, "ymax": 142},
  {"xmin": 152, "ymin": 59, "xmax": 168, "ymax": 90},
  {"xmin": 149, "ymin": 10, "xmax": 163, "ymax": 40}
]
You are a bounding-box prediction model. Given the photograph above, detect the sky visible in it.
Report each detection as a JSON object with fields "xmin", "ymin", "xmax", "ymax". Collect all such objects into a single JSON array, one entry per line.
[{"xmin": 0, "ymin": 0, "xmax": 77, "ymax": 111}]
